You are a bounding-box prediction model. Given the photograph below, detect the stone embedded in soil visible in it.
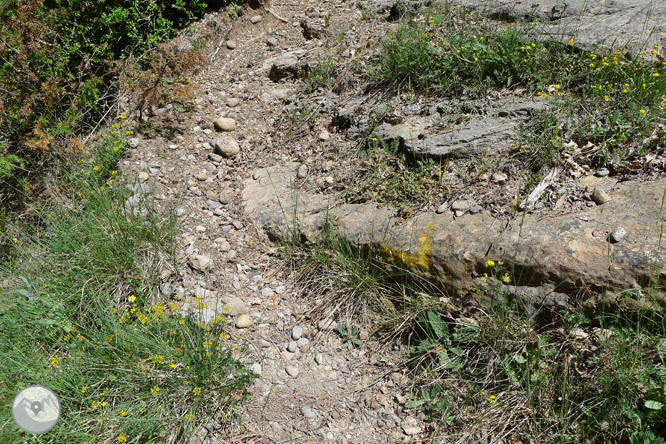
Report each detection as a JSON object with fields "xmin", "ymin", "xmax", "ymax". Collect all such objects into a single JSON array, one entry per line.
[
  {"xmin": 492, "ymin": 173, "xmax": 508, "ymax": 183},
  {"xmin": 297, "ymin": 164, "xmax": 308, "ymax": 179},
  {"xmin": 610, "ymin": 227, "xmax": 627, "ymax": 243},
  {"xmin": 261, "ymin": 287, "xmax": 274, "ymax": 298},
  {"xmin": 292, "ymin": 326, "xmax": 303, "ymax": 340},
  {"xmin": 226, "ymin": 297, "xmax": 247, "ymax": 316},
  {"xmin": 189, "ymin": 254, "xmax": 213, "ymax": 272},
  {"xmin": 318, "ymin": 129, "xmax": 330, "ymax": 141},
  {"xmin": 469, "ymin": 204, "xmax": 483, "ymax": 214},
  {"xmin": 287, "ymin": 341, "xmax": 298, "ymax": 353},
  {"xmin": 226, "ymin": 40, "xmax": 236, "ymax": 49},
  {"xmin": 225, "ymin": 97, "xmax": 240, "ymax": 107},
  {"xmin": 450, "ymin": 200, "xmax": 471, "ymax": 211},
  {"xmin": 128, "ymin": 138, "xmax": 140, "ymax": 148},
  {"xmin": 207, "ymin": 200, "xmax": 221, "ymax": 210},
  {"xmin": 297, "ymin": 338, "xmax": 309, "ymax": 348},
  {"xmin": 218, "ymin": 238, "xmax": 231, "ymax": 252},
  {"xmin": 235, "ymin": 314, "xmax": 252, "ymax": 329},
  {"xmin": 286, "ymin": 365, "xmax": 299, "ymax": 377},
  {"xmin": 250, "ymin": 15, "xmax": 263, "ymax": 24},
  {"xmin": 592, "ymin": 189, "xmax": 611, "ymax": 205},
  {"xmin": 401, "ymin": 416, "xmax": 422, "ymax": 436},
  {"xmin": 266, "ymin": 37, "xmax": 279, "ymax": 47},
  {"xmin": 213, "ymin": 136, "xmax": 240, "ymax": 158},
  {"xmin": 258, "ymin": 339, "xmax": 271, "ymax": 348},
  {"xmin": 214, "ymin": 117, "xmax": 236, "ymax": 132},
  {"xmin": 315, "ymin": 353, "xmax": 323, "ymax": 365},
  {"xmin": 219, "ymin": 188, "xmax": 235, "ymax": 204},
  {"xmin": 248, "ymin": 363, "xmax": 262, "ymax": 375},
  {"xmin": 302, "ymin": 406, "xmax": 316, "ymax": 419},
  {"xmin": 595, "ymin": 168, "xmax": 610, "ymax": 177},
  {"xmin": 372, "ymin": 101, "xmax": 544, "ymax": 159},
  {"xmin": 436, "ymin": 203, "xmax": 447, "ymax": 214}
]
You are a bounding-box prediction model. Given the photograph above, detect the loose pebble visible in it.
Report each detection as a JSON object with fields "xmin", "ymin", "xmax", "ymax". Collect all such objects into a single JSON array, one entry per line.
[
  {"xmin": 286, "ymin": 365, "xmax": 299, "ymax": 377},
  {"xmin": 302, "ymin": 406, "xmax": 316, "ymax": 419},
  {"xmin": 292, "ymin": 325, "xmax": 303, "ymax": 340},
  {"xmin": 592, "ymin": 189, "xmax": 611, "ymax": 205},
  {"xmin": 235, "ymin": 314, "xmax": 252, "ymax": 328},
  {"xmin": 610, "ymin": 227, "xmax": 627, "ymax": 243}
]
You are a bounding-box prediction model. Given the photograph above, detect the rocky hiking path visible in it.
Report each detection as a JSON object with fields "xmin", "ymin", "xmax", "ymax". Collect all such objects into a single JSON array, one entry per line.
[
  {"xmin": 116, "ymin": 0, "xmax": 666, "ymax": 443},
  {"xmin": 120, "ymin": 1, "xmax": 421, "ymax": 443}
]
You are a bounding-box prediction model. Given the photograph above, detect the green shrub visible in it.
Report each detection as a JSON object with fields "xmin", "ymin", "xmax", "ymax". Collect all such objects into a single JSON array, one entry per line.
[{"xmin": 0, "ymin": 0, "xmax": 230, "ymax": 215}]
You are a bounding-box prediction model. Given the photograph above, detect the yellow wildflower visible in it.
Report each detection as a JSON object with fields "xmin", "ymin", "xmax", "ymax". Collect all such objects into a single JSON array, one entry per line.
[{"xmin": 484, "ymin": 260, "xmax": 495, "ymax": 268}]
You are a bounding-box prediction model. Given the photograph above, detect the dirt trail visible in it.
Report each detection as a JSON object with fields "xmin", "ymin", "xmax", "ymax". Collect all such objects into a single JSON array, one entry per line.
[{"xmin": 119, "ymin": 1, "xmax": 423, "ymax": 443}]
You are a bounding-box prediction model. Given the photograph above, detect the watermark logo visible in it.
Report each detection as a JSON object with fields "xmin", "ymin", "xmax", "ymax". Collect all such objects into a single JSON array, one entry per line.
[{"xmin": 11, "ymin": 385, "xmax": 61, "ymax": 434}]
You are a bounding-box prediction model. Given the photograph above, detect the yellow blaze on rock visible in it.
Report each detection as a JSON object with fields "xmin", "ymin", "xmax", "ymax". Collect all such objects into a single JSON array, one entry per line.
[{"xmin": 382, "ymin": 222, "xmax": 437, "ymax": 270}]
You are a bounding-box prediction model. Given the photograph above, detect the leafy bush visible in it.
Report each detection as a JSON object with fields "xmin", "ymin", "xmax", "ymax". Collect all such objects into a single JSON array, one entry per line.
[{"xmin": 0, "ymin": 0, "xmax": 228, "ymax": 212}]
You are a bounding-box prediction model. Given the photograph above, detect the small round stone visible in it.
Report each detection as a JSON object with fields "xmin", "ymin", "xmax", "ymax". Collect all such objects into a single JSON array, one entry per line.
[
  {"xmin": 292, "ymin": 326, "xmax": 303, "ymax": 340},
  {"xmin": 451, "ymin": 200, "xmax": 471, "ymax": 211},
  {"xmin": 302, "ymin": 406, "xmax": 316, "ymax": 419},
  {"xmin": 285, "ymin": 365, "xmax": 299, "ymax": 377},
  {"xmin": 287, "ymin": 341, "xmax": 298, "ymax": 353},
  {"xmin": 266, "ymin": 37, "xmax": 279, "ymax": 47},
  {"xmin": 469, "ymin": 204, "xmax": 483, "ymax": 214},
  {"xmin": 297, "ymin": 164, "xmax": 308, "ymax": 179},
  {"xmin": 609, "ymin": 227, "xmax": 627, "ymax": 243},
  {"xmin": 592, "ymin": 189, "xmax": 611, "ymax": 205},
  {"xmin": 214, "ymin": 117, "xmax": 236, "ymax": 132},
  {"xmin": 595, "ymin": 168, "xmax": 610, "ymax": 177},
  {"xmin": 235, "ymin": 314, "xmax": 252, "ymax": 328},
  {"xmin": 226, "ymin": 40, "xmax": 237, "ymax": 49}
]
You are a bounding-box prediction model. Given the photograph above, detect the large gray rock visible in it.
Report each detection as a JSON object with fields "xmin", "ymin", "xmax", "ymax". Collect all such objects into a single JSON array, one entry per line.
[
  {"xmin": 243, "ymin": 165, "xmax": 666, "ymax": 316},
  {"xmin": 360, "ymin": 0, "xmax": 666, "ymax": 54},
  {"xmin": 259, "ymin": 50, "xmax": 310, "ymax": 82},
  {"xmin": 372, "ymin": 100, "xmax": 544, "ymax": 159}
]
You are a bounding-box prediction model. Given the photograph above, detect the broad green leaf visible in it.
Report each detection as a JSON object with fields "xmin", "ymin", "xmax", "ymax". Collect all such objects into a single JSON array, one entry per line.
[
  {"xmin": 645, "ymin": 400, "xmax": 664, "ymax": 410},
  {"xmin": 405, "ymin": 400, "xmax": 426, "ymax": 409},
  {"xmin": 427, "ymin": 310, "xmax": 447, "ymax": 338}
]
